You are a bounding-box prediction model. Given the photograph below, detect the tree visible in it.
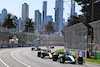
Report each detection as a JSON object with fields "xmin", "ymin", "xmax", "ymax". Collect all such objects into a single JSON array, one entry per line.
[
  {"xmin": 75, "ymin": 0, "xmax": 100, "ymax": 23},
  {"xmin": 44, "ymin": 21, "xmax": 55, "ymax": 35},
  {"xmin": 70, "ymin": 0, "xmax": 100, "ymax": 55},
  {"xmin": 23, "ymin": 18, "xmax": 35, "ymax": 33},
  {"xmin": 67, "ymin": 15, "xmax": 85, "ymax": 26},
  {"xmin": 2, "ymin": 13, "xmax": 17, "ymax": 29},
  {"xmin": 67, "ymin": 0, "xmax": 100, "ymax": 26}
]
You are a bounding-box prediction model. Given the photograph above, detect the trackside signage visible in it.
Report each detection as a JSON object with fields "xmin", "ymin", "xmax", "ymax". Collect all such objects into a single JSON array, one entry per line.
[
  {"xmin": 70, "ymin": 49, "xmax": 76, "ymax": 56},
  {"xmin": 64, "ymin": 48, "xmax": 88, "ymax": 58}
]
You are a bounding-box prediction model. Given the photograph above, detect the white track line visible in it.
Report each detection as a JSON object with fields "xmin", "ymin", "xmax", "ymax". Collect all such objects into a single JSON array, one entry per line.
[
  {"xmin": 0, "ymin": 50, "xmax": 10, "ymax": 67},
  {"xmin": 11, "ymin": 51, "xmax": 31, "ymax": 67}
]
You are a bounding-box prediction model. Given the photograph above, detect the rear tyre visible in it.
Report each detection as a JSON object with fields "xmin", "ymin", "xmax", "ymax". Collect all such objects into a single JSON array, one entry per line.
[
  {"xmin": 37, "ymin": 52, "xmax": 41, "ymax": 57},
  {"xmin": 59, "ymin": 57, "xmax": 65, "ymax": 63},
  {"xmin": 52, "ymin": 55, "xmax": 58, "ymax": 61},
  {"xmin": 78, "ymin": 57, "xmax": 83, "ymax": 65},
  {"xmin": 41, "ymin": 53, "xmax": 45, "ymax": 58},
  {"xmin": 52, "ymin": 47, "xmax": 54, "ymax": 49}
]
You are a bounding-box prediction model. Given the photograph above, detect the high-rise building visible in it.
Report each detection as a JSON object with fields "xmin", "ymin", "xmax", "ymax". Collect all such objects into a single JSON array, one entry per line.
[
  {"xmin": 22, "ymin": 3, "xmax": 29, "ymax": 22},
  {"xmin": 21, "ymin": 3, "xmax": 29, "ymax": 31},
  {"xmin": 55, "ymin": 0, "xmax": 63, "ymax": 32},
  {"xmin": 1, "ymin": 8, "xmax": 7, "ymax": 20},
  {"xmin": 0, "ymin": 14, "xmax": 2, "ymax": 21},
  {"xmin": 71, "ymin": 0, "xmax": 75, "ymax": 16},
  {"xmin": 35, "ymin": 10, "xmax": 41, "ymax": 31},
  {"xmin": 46, "ymin": 16, "xmax": 53, "ymax": 23},
  {"xmin": 0, "ymin": 8, "xmax": 7, "ymax": 25},
  {"xmin": 18, "ymin": 18, "xmax": 22, "ymax": 32},
  {"xmin": 42, "ymin": 1, "xmax": 47, "ymax": 30}
]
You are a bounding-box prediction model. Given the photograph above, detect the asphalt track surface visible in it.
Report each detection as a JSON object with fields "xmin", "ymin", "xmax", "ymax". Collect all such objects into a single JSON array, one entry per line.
[{"xmin": 0, "ymin": 46, "xmax": 99, "ymax": 67}]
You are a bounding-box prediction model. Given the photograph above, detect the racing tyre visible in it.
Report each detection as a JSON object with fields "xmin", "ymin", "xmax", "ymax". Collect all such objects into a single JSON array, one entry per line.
[
  {"xmin": 52, "ymin": 47, "xmax": 54, "ymax": 49},
  {"xmin": 59, "ymin": 57, "xmax": 65, "ymax": 63},
  {"xmin": 31, "ymin": 48, "xmax": 34, "ymax": 51},
  {"xmin": 41, "ymin": 53, "xmax": 45, "ymax": 58},
  {"xmin": 78, "ymin": 57, "xmax": 83, "ymax": 65},
  {"xmin": 53, "ymin": 55, "xmax": 58, "ymax": 61},
  {"xmin": 37, "ymin": 52, "xmax": 41, "ymax": 57},
  {"xmin": 72, "ymin": 62, "xmax": 76, "ymax": 64},
  {"xmin": 38, "ymin": 48, "xmax": 41, "ymax": 51}
]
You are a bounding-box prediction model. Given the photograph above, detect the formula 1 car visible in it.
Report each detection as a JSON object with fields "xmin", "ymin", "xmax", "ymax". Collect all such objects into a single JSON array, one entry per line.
[
  {"xmin": 37, "ymin": 49, "xmax": 53, "ymax": 59},
  {"xmin": 31, "ymin": 46, "xmax": 41, "ymax": 51},
  {"xmin": 46, "ymin": 45, "xmax": 54, "ymax": 49},
  {"xmin": 52, "ymin": 52, "xmax": 76, "ymax": 64}
]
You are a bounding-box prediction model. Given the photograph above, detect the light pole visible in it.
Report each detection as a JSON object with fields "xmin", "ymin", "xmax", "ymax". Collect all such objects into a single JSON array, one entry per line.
[{"xmin": 91, "ymin": 0, "xmax": 94, "ymax": 56}]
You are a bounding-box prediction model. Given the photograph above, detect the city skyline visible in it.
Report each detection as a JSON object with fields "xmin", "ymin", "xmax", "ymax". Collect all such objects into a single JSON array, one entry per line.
[{"xmin": 0, "ymin": 0, "xmax": 82, "ymax": 21}]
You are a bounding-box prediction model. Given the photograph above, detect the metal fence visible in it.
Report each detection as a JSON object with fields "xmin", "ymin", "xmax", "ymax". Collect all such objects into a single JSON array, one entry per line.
[
  {"xmin": 89, "ymin": 20, "xmax": 100, "ymax": 51},
  {"xmin": 39, "ymin": 34, "xmax": 64, "ymax": 45},
  {"xmin": 62, "ymin": 22, "xmax": 88, "ymax": 50},
  {"xmin": 0, "ymin": 26, "xmax": 38, "ymax": 44},
  {"xmin": 0, "ymin": 26, "xmax": 64, "ymax": 45},
  {"xmin": 63, "ymin": 21, "xmax": 100, "ymax": 52}
]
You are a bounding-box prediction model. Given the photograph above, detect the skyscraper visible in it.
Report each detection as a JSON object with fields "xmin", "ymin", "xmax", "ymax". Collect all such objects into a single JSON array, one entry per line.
[
  {"xmin": 47, "ymin": 16, "xmax": 53, "ymax": 23},
  {"xmin": 71, "ymin": 0, "xmax": 75, "ymax": 16},
  {"xmin": 1, "ymin": 8, "xmax": 7, "ymax": 20},
  {"xmin": 21, "ymin": 3, "xmax": 29, "ymax": 31},
  {"xmin": 42, "ymin": 1, "xmax": 47, "ymax": 30},
  {"xmin": 55, "ymin": 0, "xmax": 63, "ymax": 32},
  {"xmin": 35, "ymin": 10, "xmax": 41, "ymax": 31},
  {"xmin": 22, "ymin": 3, "xmax": 29, "ymax": 22}
]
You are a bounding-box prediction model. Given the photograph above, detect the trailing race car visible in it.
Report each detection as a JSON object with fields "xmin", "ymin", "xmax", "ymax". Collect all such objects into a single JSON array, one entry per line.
[
  {"xmin": 37, "ymin": 49, "xmax": 53, "ymax": 59},
  {"xmin": 52, "ymin": 52, "xmax": 76, "ymax": 64},
  {"xmin": 31, "ymin": 46, "xmax": 41, "ymax": 51},
  {"xmin": 46, "ymin": 44, "xmax": 54, "ymax": 49}
]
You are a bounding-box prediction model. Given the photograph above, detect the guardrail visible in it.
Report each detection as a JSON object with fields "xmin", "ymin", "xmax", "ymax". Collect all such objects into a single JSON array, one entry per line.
[{"xmin": 0, "ymin": 44, "xmax": 64, "ymax": 48}]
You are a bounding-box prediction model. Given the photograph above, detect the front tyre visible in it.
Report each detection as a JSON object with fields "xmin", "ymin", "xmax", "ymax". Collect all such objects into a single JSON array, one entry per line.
[
  {"xmin": 37, "ymin": 52, "xmax": 41, "ymax": 57},
  {"xmin": 59, "ymin": 57, "xmax": 65, "ymax": 63},
  {"xmin": 31, "ymin": 48, "xmax": 34, "ymax": 51}
]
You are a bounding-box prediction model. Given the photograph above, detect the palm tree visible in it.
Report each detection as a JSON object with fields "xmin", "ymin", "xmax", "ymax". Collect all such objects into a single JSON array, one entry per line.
[
  {"xmin": 44, "ymin": 21, "xmax": 55, "ymax": 35},
  {"xmin": 23, "ymin": 18, "xmax": 35, "ymax": 32},
  {"xmin": 44, "ymin": 21, "xmax": 56, "ymax": 44},
  {"xmin": 2, "ymin": 13, "xmax": 17, "ymax": 29}
]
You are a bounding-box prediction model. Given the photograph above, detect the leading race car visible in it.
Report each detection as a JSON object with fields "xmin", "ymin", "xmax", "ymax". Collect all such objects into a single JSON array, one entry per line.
[
  {"xmin": 37, "ymin": 49, "xmax": 53, "ymax": 59},
  {"xmin": 31, "ymin": 46, "xmax": 41, "ymax": 51},
  {"xmin": 52, "ymin": 52, "xmax": 76, "ymax": 64},
  {"xmin": 52, "ymin": 52, "xmax": 85, "ymax": 65}
]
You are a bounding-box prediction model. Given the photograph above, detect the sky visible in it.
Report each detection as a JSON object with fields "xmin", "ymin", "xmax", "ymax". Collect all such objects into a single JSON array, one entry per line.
[{"xmin": 0, "ymin": 0, "xmax": 82, "ymax": 22}]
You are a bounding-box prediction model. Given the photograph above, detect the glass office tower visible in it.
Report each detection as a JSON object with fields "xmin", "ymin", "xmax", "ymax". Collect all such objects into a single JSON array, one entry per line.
[
  {"xmin": 42, "ymin": 1, "xmax": 47, "ymax": 30},
  {"xmin": 55, "ymin": 0, "xmax": 63, "ymax": 32},
  {"xmin": 35, "ymin": 10, "xmax": 41, "ymax": 31}
]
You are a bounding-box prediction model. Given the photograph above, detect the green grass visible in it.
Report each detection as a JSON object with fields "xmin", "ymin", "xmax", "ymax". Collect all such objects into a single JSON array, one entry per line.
[
  {"xmin": 55, "ymin": 49, "xmax": 100, "ymax": 64},
  {"xmin": 55, "ymin": 49, "xmax": 64, "ymax": 52},
  {"xmin": 83, "ymin": 58, "xmax": 100, "ymax": 64}
]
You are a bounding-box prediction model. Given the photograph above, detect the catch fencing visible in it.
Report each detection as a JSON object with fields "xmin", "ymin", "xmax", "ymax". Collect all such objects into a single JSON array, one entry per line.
[
  {"xmin": 62, "ymin": 22, "xmax": 88, "ymax": 50},
  {"xmin": 63, "ymin": 21, "xmax": 100, "ymax": 52},
  {"xmin": 0, "ymin": 26, "xmax": 64, "ymax": 45},
  {"xmin": 89, "ymin": 20, "xmax": 100, "ymax": 51},
  {"xmin": 0, "ymin": 26, "xmax": 38, "ymax": 44}
]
